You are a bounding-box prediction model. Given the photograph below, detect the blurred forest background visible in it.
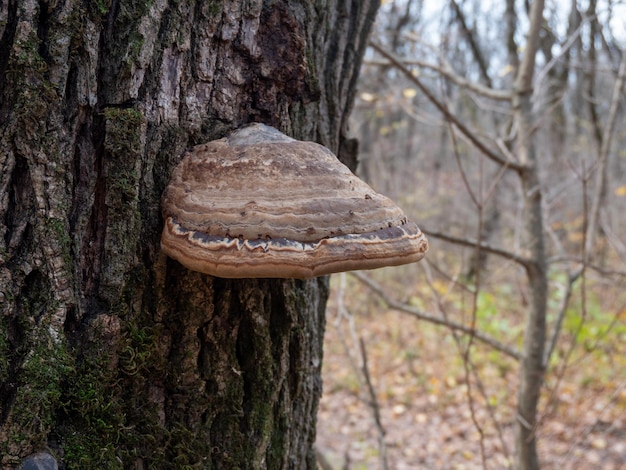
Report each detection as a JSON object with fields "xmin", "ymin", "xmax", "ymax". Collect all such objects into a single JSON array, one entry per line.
[{"xmin": 315, "ymin": 0, "xmax": 626, "ymax": 469}]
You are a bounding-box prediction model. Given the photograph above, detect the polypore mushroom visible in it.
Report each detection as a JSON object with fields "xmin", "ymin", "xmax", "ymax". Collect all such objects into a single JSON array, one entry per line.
[{"xmin": 161, "ymin": 123, "xmax": 428, "ymax": 279}]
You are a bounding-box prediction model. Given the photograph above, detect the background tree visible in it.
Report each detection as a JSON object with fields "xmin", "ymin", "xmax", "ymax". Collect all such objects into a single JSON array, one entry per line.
[
  {"xmin": 0, "ymin": 0, "xmax": 379, "ymax": 467},
  {"xmin": 315, "ymin": 0, "xmax": 625, "ymax": 469}
]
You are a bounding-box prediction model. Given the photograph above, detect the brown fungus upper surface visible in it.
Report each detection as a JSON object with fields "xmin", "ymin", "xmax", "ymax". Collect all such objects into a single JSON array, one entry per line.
[{"xmin": 161, "ymin": 123, "xmax": 428, "ymax": 278}]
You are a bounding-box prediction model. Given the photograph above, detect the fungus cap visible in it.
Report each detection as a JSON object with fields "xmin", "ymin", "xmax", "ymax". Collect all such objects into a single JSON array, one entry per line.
[{"xmin": 161, "ymin": 123, "xmax": 428, "ymax": 279}]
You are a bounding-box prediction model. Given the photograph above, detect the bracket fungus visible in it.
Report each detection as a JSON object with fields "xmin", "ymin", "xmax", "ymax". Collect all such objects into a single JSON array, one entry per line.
[{"xmin": 161, "ymin": 123, "xmax": 428, "ymax": 279}]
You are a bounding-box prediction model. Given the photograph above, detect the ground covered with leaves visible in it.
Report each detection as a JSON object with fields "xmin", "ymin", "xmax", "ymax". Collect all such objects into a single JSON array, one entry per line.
[{"xmin": 315, "ymin": 271, "xmax": 626, "ymax": 470}]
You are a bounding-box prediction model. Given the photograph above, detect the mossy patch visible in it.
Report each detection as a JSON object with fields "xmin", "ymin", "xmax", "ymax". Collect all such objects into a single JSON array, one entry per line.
[
  {"xmin": 12, "ymin": 34, "xmax": 48, "ymax": 76},
  {"xmin": 103, "ymin": 107, "xmax": 143, "ymax": 198},
  {"xmin": 60, "ymin": 348, "xmax": 125, "ymax": 468},
  {"xmin": 57, "ymin": 307, "xmax": 216, "ymax": 468},
  {"xmin": 0, "ymin": 315, "xmax": 8, "ymax": 383},
  {"xmin": 90, "ymin": 0, "xmax": 111, "ymax": 16},
  {"xmin": 0, "ymin": 331, "xmax": 74, "ymax": 462},
  {"xmin": 8, "ymin": 32, "xmax": 59, "ymax": 139},
  {"xmin": 104, "ymin": 107, "xmax": 144, "ymax": 152},
  {"xmin": 99, "ymin": 107, "xmax": 145, "ymax": 302},
  {"xmin": 60, "ymin": 314, "xmax": 150, "ymax": 467},
  {"xmin": 205, "ymin": 1, "xmax": 223, "ymax": 18},
  {"xmin": 44, "ymin": 217, "xmax": 73, "ymax": 268}
]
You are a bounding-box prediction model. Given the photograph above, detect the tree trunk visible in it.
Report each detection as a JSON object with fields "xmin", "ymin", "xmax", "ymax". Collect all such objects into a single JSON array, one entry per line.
[
  {"xmin": 512, "ymin": 0, "xmax": 547, "ymax": 468},
  {"xmin": 0, "ymin": 0, "xmax": 379, "ymax": 467}
]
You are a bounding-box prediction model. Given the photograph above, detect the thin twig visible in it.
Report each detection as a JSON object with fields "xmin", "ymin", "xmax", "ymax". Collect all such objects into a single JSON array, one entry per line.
[
  {"xmin": 543, "ymin": 267, "xmax": 583, "ymax": 368},
  {"xmin": 448, "ymin": 114, "xmax": 480, "ymax": 208},
  {"xmin": 534, "ymin": 15, "xmax": 589, "ymax": 92},
  {"xmin": 537, "ymin": 169, "xmax": 591, "ymax": 443},
  {"xmin": 351, "ymin": 271, "xmax": 522, "ymax": 361},
  {"xmin": 585, "ymin": 50, "xmax": 626, "ymax": 255},
  {"xmin": 451, "ymin": 124, "xmax": 490, "ymax": 468},
  {"xmin": 334, "ymin": 273, "xmax": 366, "ymax": 392},
  {"xmin": 359, "ymin": 338, "xmax": 389, "ymax": 470},
  {"xmin": 422, "ymin": 262, "xmax": 510, "ymax": 464},
  {"xmin": 546, "ymin": 256, "xmax": 626, "ymax": 277},
  {"xmin": 467, "ymin": 359, "xmax": 512, "ymax": 459},
  {"xmin": 365, "ymin": 57, "xmax": 512, "ymax": 101},
  {"xmin": 422, "ymin": 229, "xmax": 532, "ymax": 268},
  {"xmin": 423, "ymin": 258, "xmax": 475, "ymax": 295},
  {"xmin": 599, "ymin": 214, "xmax": 626, "ymax": 263},
  {"xmin": 334, "ymin": 273, "xmax": 389, "ymax": 469}
]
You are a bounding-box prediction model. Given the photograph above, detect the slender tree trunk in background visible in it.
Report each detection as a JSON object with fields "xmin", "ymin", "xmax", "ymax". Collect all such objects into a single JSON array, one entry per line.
[
  {"xmin": 585, "ymin": 0, "xmax": 603, "ymax": 156},
  {"xmin": 512, "ymin": 1, "xmax": 547, "ymax": 469},
  {"xmin": 0, "ymin": 1, "xmax": 379, "ymax": 467},
  {"xmin": 583, "ymin": 0, "xmax": 626, "ymax": 262},
  {"xmin": 505, "ymin": 0, "xmax": 519, "ymax": 76},
  {"xmin": 449, "ymin": 0, "xmax": 491, "ymax": 88}
]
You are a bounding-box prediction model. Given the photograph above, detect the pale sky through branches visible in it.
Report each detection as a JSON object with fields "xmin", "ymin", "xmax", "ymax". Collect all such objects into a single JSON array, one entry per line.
[{"xmin": 381, "ymin": 0, "xmax": 626, "ymax": 48}]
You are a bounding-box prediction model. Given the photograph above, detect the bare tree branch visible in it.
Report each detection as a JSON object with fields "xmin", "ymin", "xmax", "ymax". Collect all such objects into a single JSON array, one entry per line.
[
  {"xmin": 422, "ymin": 261, "xmax": 512, "ymax": 462},
  {"xmin": 350, "ymin": 271, "xmax": 523, "ymax": 361},
  {"xmin": 534, "ymin": 14, "xmax": 589, "ymax": 93},
  {"xmin": 543, "ymin": 267, "xmax": 583, "ymax": 367},
  {"xmin": 364, "ymin": 57, "xmax": 512, "ymax": 101},
  {"xmin": 369, "ymin": 42, "xmax": 526, "ymax": 173},
  {"xmin": 599, "ymin": 214, "xmax": 626, "ymax": 263},
  {"xmin": 546, "ymin": 256, "xmax": 626, "ymax": 277},
  {"xmin": 359, "ymin": 338, "xmax": 389, "ymax": 470},
  {"xmin": 332, "ymin": 273, "xmax": 389, "ymax": 469},
  {"xmin": 421, "ymin": 228, "xmax": 533, "ymax": 268},
  {"xmin": 333, "ymin": 273, "xmax": 366, "ymax": 393}
]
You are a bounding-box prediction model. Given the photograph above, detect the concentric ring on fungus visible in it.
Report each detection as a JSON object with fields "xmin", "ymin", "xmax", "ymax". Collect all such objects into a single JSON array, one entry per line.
[{"xmin": 161, "ymin": 123, "xmax": 428, "ymax": 279}]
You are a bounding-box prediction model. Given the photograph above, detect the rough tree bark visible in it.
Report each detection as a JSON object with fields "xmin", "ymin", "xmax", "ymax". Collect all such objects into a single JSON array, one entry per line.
[{"xmin": 0, "ymin": 0, "xmax": 379, "ymax": 468}]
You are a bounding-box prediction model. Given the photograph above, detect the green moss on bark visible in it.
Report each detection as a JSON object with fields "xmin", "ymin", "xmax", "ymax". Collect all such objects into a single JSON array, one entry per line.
[
  {"xmin": 0, "ymin": 316, "xmax": 8, "ymax": 384},
  {"xmin": 58, "ymin": 307, "xmax": 218, "ymax": 468},
  {"xmin": 1, "ymin": 331, "xmax": 73, "ymax": 463},
  {"xmin": 60, "ymin": 344, "xmax": 125, "ymax": 468},
  {"xmin": 45, "ymin": 218, "xmax": 73, "ymax": 269},
  {"xmin": 99, "ymin": 107, "xmax": 145, "ymax": 302},
  {"xmin": 60, "ymin": 313, "xmax": 155, "ymax": 468}
]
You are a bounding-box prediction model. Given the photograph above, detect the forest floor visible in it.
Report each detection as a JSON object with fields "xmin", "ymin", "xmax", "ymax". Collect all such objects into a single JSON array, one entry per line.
[{"xmin": 315, "ymin": 272, "xmax": 626, "ymax": 470}]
